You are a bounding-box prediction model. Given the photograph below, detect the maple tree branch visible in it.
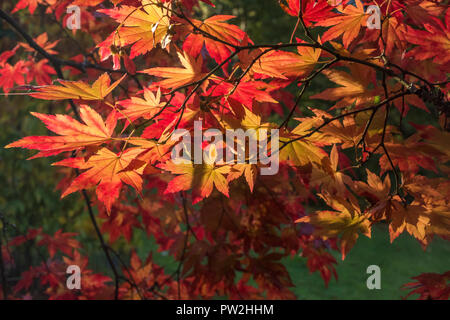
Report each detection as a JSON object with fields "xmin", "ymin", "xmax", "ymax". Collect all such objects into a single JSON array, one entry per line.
[
  {"xmin": 106, "ymin": 246, "xmax": 146, "ymax": 300},
  {"xmin": 155, "ymin": 7, "xmax": 444, "ymax": 206},
  {"xmin": 168, "ymin": 50, "xmax": 243, "ymax": 133},
  {"xmin": 173, "ymin": 6, "xmax": 394, "ymax": 76},
  {"xmin": 153, "ymin": 1, "xmax": 448, "ymax": 125},
  {"xmin": 227, "ymin": 48, "xmax": 273, "ymax": 97},
  {"xmin": 176, "ymin": 192, "xmax": 191, "ymax": 299},
  {"xmin": 175, "ymin": 3, "xmax": 449, "ymax": 100},
  {"xmin": 279, "ymin": 58, "xmax": 339, "ymax": 129},
  {"xmin": 294, "ymin": 0, "xmax": 316, "ymax": 44},
  {"xmin": 80, "ymin": 189, "xmax": 120, "ymax": 299},
  {"xmin": 242, "ymin": 42, "xmax": 398, "ymax": 77},
  {"xmin": 280, "ymin": 91, "xmax": 413, "ymax": 150},
  {"xmin": 369, "ymin": 75, "xmax": 404, "ymax": 199},
  {"xmin": 356, "ymin": 72, "xmax": 390, "ymax": 159},
  {"xmin": 279, "ymin": 82, "xmax": 309, "ymax": 129},
  {"xmin": 356, "ymin": 108, "xmax": 377, "ymax": 158},
  {"xmin": 0, "ymin": 9, "xmax": 56, "ymax": 64},
  {"xmin": 387, "ymin": 61, "xmax": 432, "ymax": 88},
  {"xmin": 160, "ymin": 2, "xmax": 448, "ymax": 124},
  {"xmin": 289, "ymin": 16, "xmax": 301, "ymax": 44}
]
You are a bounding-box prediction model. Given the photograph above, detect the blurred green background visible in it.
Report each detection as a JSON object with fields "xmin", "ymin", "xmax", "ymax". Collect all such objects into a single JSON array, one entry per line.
[{"xmin": 0, "ymin": 0, "xmax": 448, "ymax": 299}]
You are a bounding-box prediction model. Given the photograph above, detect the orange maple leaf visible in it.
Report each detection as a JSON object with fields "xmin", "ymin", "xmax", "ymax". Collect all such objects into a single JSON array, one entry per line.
[
  {"xmin": 160, "ymin": 147, "xmax": 231, "ymax": 204},
  {"xmin": 99, "ymin": 0, "xmax": 172, "ymax": 58},
  {"xmin": 29, "ymin": 73, "xmax": 125, "ymax": 100},
  {"xmin": 280, "ymin": 115, "xmax": 327, "ymax": 167},
  {"xmin": 53, "ymin": 147, "xmax": 145, "ymax": 213},
  {"xmin": 296, "ymin": 194, "xmax": 371, "ymax": 260},
  {"xmin": 242, "ymin": 44, "xmax": 322, "ymax": 79},
  {"xmin": 20, "ymin": 32, "xmax": 59, "ymax": 55},
  {"xmin": 406, "ymin": 9, "xmax": 450, "ymax": 65},
  {"xmin": 183, "ymin": 15, "xmax": 245, "ymax": 65},
  {"xmin": 118, "ymin": 88, "xmax": 165, "ymax": 122},
  {"xmin": 310, "ymin": 64, "xmax": 379, "ymax": 108},
  {"xmin": 227, "ymin": 163, "xmax": 258, "ymax": 192},
  {"xmin": 140, "ymin": 51, "xmax": 207, "ymax": 90},
  {"xmin": 5, "ymin": 105, "xmax": 118, "ymax": 158},
  {"xmin": 316, "ymin": 0, "xmax": 368, "ymax": 48},
  {"xmin": 37, "ymin": 230, "xmax": 80, "ymax": 258}
]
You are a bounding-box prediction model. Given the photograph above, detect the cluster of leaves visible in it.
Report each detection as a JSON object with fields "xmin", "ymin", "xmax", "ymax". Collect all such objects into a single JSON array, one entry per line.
[{"xmin": 0, "ymin": 0, "xmax": 449, "ymax": 299}]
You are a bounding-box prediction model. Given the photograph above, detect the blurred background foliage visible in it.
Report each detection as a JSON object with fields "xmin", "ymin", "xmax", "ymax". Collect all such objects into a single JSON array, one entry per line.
[{"xmin": 0, "ymin": 0, "xmax": 448, "ymax": 299}]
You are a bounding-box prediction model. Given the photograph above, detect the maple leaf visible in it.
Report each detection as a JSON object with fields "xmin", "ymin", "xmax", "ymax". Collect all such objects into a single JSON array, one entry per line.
[
  {"xmin": 12, "ymin": 0, "xmax": 53, "ymax": 14},
  {"xmin": 354, "ymin": 169, "xmax": 393, "ymax": 221},
  {"xmin": 296, "ymin": 194, "xmax": 371, "ymax": 260},
  {"xmin": 62, "ymin": 251, "xmax": 112, "ymax": 299},
  {"xmin": 208, "ymin": 80, "xmax": 277, "ymax": 108},
  {"xmin": 20, "ymin": 32, "xmax": 59, "ymax": 55},
  {"xmin": 160, "ymin": 147, "xmax": 231, "ymax": 204},
  {"xmin": 118, "ymin": 88, "xmax": 165, "ymax": 122},
  {"xmin": 119, "ymin": 251, "xmax": 168, "ymax": 299},
  {"xmin": 274, "ymin": 44, "xmax": 323, "ymax": 78},
  {"xmin": 279, "ymin": 0, "xmax": 334, "ymax": 25},
  {"xmin": 99, "ymin": 0, "xmax": 172, "ymax": 58},
  {"xmin": 127, "ymin": 137, "xmax": 175, "ymax": 168},
  {"xmin": 279, "ymin": 115, "xmax": 328, "ymax": 167},
  {"xmin": 213, "ymin": 102, "xmax": 275, "ymax": 139},
  {"xmin": 301, "ymin": 246, "xmax": 338, "ymax": 287},
  {"xmin": 140, "ymin": 51, "xmax": 207, "ymax": 89},
  {"xmin": 310, "ymin": 64, "xmax": 379, "ymax": 108},
  {"xmin": 319, "ymin": 114, "xmax": 370, "ymax": 148},
  {"xmin": 0, "ymin": 47, "xmax": 17, "ymax": 66},
  {"xmin": 388, "ymin": 201, "xmax": 430, "ymax": 243},
  {"xmin": 310, "ymin": 144, "xmax": 352, "ymax": 195},
  {"xmin": 100, "ymin": 204, "xmax": 142, "ymax": 243},
  {"xmin": 13, "ymin": 267, "xmax": 41, "ymax": 294},
  {"xmin": 315, "ymin": 0, "xmax": 368, "ymax": 48},
  {"xmin": 183, "ymin": 15, "xmax": 245, "ymax": 65},
  {"xmin": 242, "ymin": 45, "xmax": 322, "ymax": 79},
  {"xmin": 128, "ymin": 251, "xmax": 153, "ymax": 284},
  {"xmin": 37, "ymin": 230, "xmax": 80, "ymax": 258},
  {"xmin": 8, "ymin": 228, "xmax": 42, "ymax": 247},
  {"xmin": 227, "ymin": 163, "xmax": 258, "ymax": 192},
  {"xmin": 5, "ymin": 105, "xmax": 117, "ymax": 158},
  {"xmin": 376, "ymin": 130, "xmax": 446, "ymax": 175},
  {"xmin": 401, "ymin": 177, "xmax": 450, "ymax": 244},
  {"xmin": 406, "ymin": 9, "xmax": 450, "ymax": 65},
  {"xmin": 402, "ymin": 271, "xmax": 450, "ymax": 300},
  {"xmin": 280, "ymin": 137, "xmax": 325, "ymax": 167},
  {"xmin": 0, "ymin": 61, "xmax": 27, "ymax": 94},
  {"xmin": 53, "ymin": 147, "xmax": 145, "ymax": 213},
  {"xmin": 402, "ymin": 0, "xmax": 445, "ymax": 28},
  {"xmin": 367, "ymin": 15, "xmax": 407, "ymax": 56},
  {"xmin": 356, "ymin": 169, "xmax": 391, "ymax": 201},
  {"xmin": 29, "ymin": 73, "xmax": 125, "ymax": 100},
  {"xmin": 425, "ymin": 201, "xmax": 450, "ymax": 242},
  {"xmin": 26, "ymin": 59, "xmax": 56, "ymax": 85}
]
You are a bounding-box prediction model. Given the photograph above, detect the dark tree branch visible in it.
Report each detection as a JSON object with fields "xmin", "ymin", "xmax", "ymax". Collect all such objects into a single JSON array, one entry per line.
[{"xmin": 0, "ymin": 218, "xmax": 8, "ymax": 299}]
